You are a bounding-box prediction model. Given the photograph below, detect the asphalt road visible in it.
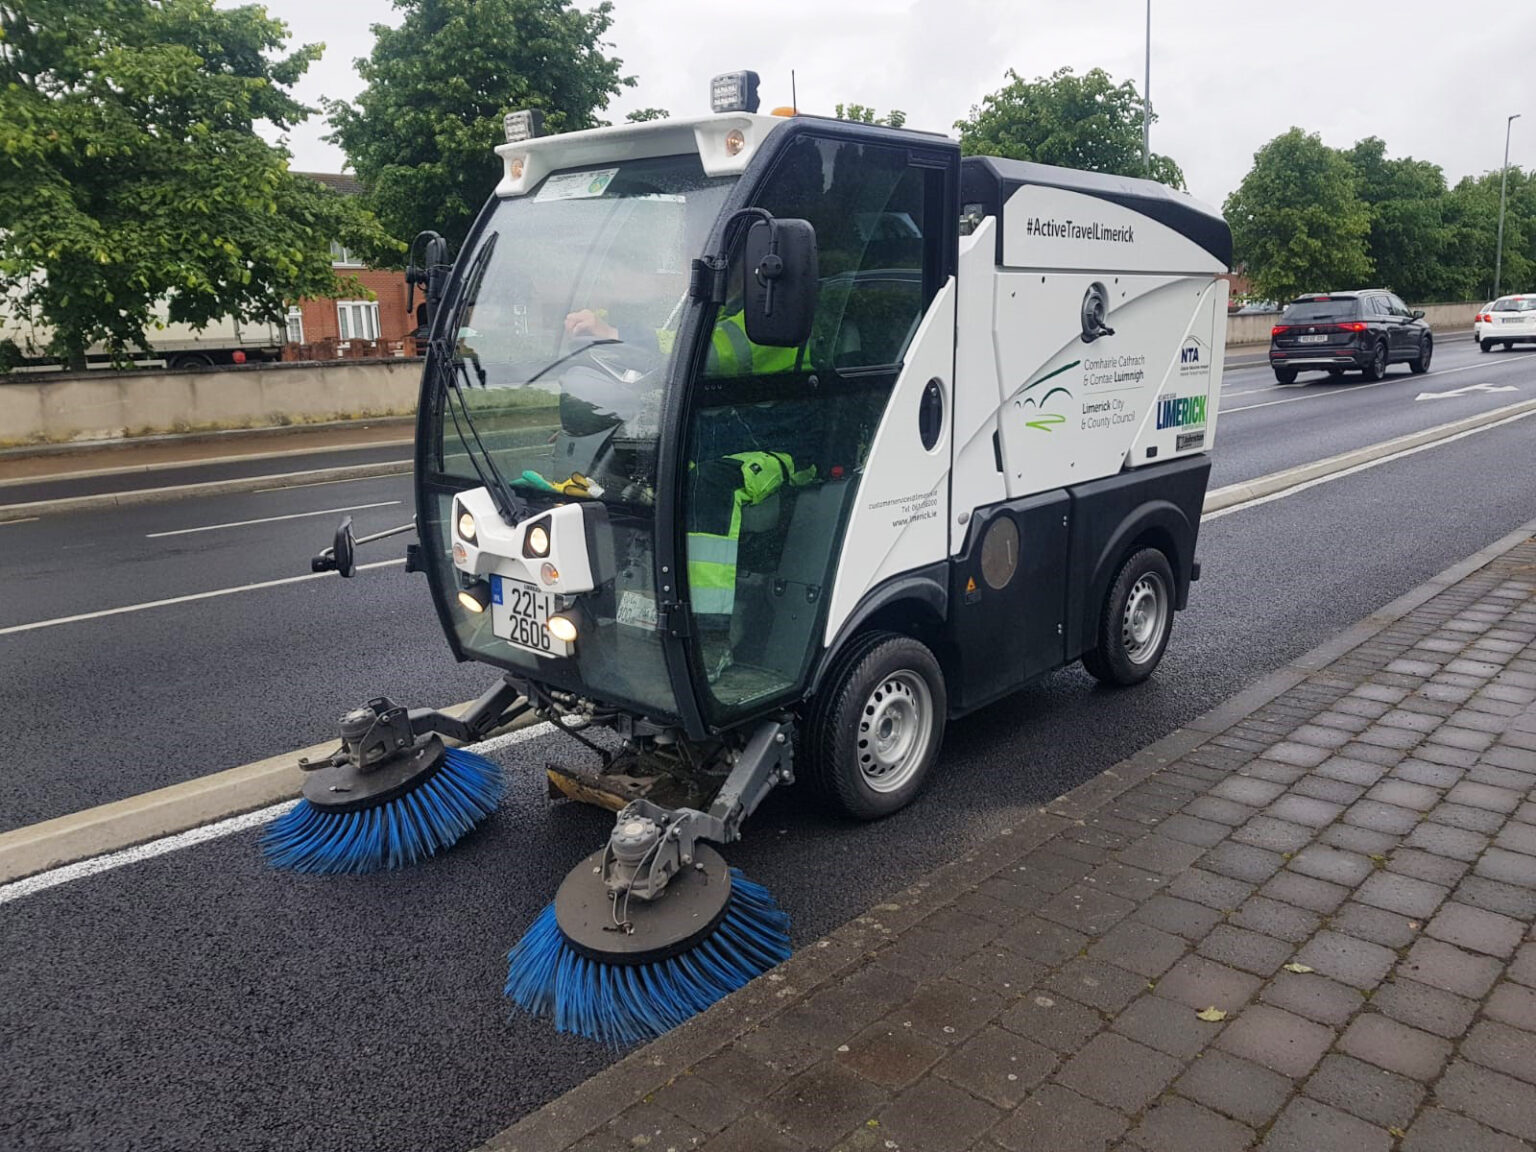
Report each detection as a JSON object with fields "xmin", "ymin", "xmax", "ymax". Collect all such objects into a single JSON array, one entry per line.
[{"xmin": 3, "ymin": 344, "xmax": 1536, "ymax": 1149}]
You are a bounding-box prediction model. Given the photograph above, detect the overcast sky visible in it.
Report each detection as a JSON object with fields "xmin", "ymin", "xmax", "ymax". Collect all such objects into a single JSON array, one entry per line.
[{"xmin": 256, "ymin": 0, "xmax": 1533, "ymax": 209}]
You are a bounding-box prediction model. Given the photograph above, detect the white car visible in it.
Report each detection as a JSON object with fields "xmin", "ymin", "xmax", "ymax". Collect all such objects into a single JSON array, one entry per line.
[
  {"xmin": 1480, "ymin": 295, "xmax": 1536, "ymax": 352},
  {"xmin": 1473, "ymin": 302, "xmax": 1497, "ymax": 343}
]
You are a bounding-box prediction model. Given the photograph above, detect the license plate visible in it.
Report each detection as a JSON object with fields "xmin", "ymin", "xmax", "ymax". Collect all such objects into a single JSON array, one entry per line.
[
  {"xmin": 1297, "ymin": 334, "xmax": 1329, "ymax": 343},
  {"xmin": 490, "ymin": 576, "xmax": 572, "ymax": 657},
  {"xmin": 1502, "ymin": 317, "xmax": 1523, "ymax": 324}
]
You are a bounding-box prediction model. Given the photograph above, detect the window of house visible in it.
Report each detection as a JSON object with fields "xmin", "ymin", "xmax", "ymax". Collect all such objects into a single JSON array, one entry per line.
[
  {"xmin": 330, "ymin": 242, "xmax": 364, "ymax": 267},
  {"xmin": 284, "ymin": 307, "xmax": 305, "ymax": 344},
  {"xmin": 337, "ymin": 300, "xmax": 380, "ymax": 341}
]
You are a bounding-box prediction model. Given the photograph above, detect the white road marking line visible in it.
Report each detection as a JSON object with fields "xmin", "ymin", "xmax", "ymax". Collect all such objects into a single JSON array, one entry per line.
[
  {"xmin": 1222, "ymin": 353, "xmax": 1536, "ymax": 414},
  {"xmin": 1416, "ymin": 383, "xmax": 1518, "ymax": 401},
  {"xmin": 253, "ymin": 473, "xmax": 408, "ymax": 494},
  {"xmin": 0, "ymin": 723, "xmax": 556, "ymax": 903},
  {"xmin": 0, "ymin": 558, "xmax": 405, "ymax": 637},
  {"xmin": 145, "ymin": 501, "xmax": 401, "ymax": 538},
  {"xmin": 1205, "ymin": 405, "xmax": 1536, "ymax": 521},
  {"xmin": 0, "ymin": 517, "xmax": 39, "ymax": 527}
]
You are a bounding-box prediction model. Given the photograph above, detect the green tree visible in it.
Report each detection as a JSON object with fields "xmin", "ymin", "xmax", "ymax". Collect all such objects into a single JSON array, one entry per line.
[
  {"xmin": 325, "ymin": 0, "xmax": 632, "ymax": 258},
  {"xmin": 1340, "ymin": 138, "xmax": 1448, "ymax": 301},
  {"xmin": 625, "ymin": 107, "xmax": 669, "ymax": 123},
  {"xmin": 0, "ymin": 0, "xmax": 384, "ymax": 369},
  {"xmin": 955, "ymin": 67, "xmax": 1183, "ymax": 188},
  {"xmin": 1225, "ymin": 128, "xmax": 1373, "ymax": 304},
  {"xmin": 834, "ymin": 103, "xmax": 907, "ymax": 129}
]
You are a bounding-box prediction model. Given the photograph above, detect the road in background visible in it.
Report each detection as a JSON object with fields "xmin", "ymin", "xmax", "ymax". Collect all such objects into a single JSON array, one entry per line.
[{"xmin": 4, "ymin": 404, "xmax": 1536, "ymax": 1151}]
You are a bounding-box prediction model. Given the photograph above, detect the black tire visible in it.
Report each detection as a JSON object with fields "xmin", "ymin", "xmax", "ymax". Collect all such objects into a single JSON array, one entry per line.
[
  {"xmin": 1504, "ymin": 342, "xmax": 1514, "ymax": 351},
  {"xmin": 169, "ymin": 351, "xmax": 215, "ymax": 370},
  {"xmin": 1274, "ymin": 368, "xmax": 1298, "ymax": 385},
  {"xmin": 1410, "ymin": 336, "xmax": 1433, "ymax": 374},
  {"xmin": 802, "ymin": 632, "xmax": 947, "ymax": 821},
  {"xmin": 1327, "ymin": 368, "xmax": 1344, "ymax": 379},
  {"xmin": 1082, "ymin": 548, "xmax": 1176, "ymax": 687},
  {"xmin": 1481, "ymin": 339, "xmax": 1494, "ymax": 353},
  {"xmin": 1361, "ymin": 341, "xmax": 1388, "ymax": 382}
]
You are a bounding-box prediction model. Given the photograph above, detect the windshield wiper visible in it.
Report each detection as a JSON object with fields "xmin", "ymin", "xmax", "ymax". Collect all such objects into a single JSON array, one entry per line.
[
  {"xmin": 522, "ymin": 338, "xmax": 622, "ymax": 388},
  {"xmin": 430, "ymin": 233, "xmax": 526, "ymax": 524}
]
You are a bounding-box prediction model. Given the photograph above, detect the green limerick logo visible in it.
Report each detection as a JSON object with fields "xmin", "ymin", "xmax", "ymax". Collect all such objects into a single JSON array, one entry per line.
[{"xmin": 1015, "ymin": 360, "xmax": 1079, "ymax": 432}]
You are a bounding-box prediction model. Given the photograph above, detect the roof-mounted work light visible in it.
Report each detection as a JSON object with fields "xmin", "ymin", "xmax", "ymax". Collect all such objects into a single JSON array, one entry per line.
[
  {"xmin": 710, "ymin": 71, "xmax": 760, "ymax": 114},
  {"xmin": 503, "ymin": 109, "xmax": 545, "ymax": 144}
]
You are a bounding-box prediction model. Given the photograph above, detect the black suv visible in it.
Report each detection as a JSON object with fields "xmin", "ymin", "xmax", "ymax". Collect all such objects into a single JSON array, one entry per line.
[{"xmin": 1269, "ymin": 290, "xmax": 1433, "ymax": 384}]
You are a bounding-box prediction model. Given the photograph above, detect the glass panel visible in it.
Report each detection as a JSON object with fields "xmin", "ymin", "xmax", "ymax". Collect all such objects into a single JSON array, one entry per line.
[
  {"xmin": 685, "ymin": 137, "xmax": 932, "ymax": 721},
  {"xmin": 1282, "ymin": 300, "xmax": 1359, "ymax": 322}
]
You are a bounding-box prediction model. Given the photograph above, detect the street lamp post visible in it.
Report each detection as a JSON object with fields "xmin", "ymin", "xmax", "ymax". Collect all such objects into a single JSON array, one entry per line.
[
  {"xmin": 1495, "ymin": 113, "xmax": 1521, "ymax": 298},
  {"xmin": 1143, "ymin": 0, "xmax": 1151, "ymax": 177}
]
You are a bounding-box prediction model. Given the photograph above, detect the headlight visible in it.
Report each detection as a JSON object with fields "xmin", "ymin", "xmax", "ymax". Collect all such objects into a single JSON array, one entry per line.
[
  {"xmin": 546, "ymin": 614, "xmax": 578, "ymax": 643},
  {"xmin": 457, "ymin": 579, "xmax": 492, "ymax": 613},
  {"xmin": 525, "ymin": 523, "xmax": 550, "ymax": 557},
  {"xmin": 457, "ymin": 508, "xmax": 477, "ymax": 543}
]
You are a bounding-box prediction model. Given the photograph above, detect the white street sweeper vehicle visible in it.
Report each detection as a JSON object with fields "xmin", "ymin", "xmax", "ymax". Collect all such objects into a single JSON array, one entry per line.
[{"xmin": 282, "ymin": 71, "xmax": 1231, "ymax": 1043}]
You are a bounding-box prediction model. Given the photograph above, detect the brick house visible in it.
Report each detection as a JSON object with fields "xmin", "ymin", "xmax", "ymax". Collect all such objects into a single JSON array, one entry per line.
[{"xmin": 284, "ymin": 173, "xmax": 414, "ymax": 357}]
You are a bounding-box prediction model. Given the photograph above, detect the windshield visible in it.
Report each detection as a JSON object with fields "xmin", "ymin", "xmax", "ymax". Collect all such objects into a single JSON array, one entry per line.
[
  {"xmin": 1492, "ymin": 297, "xmax": 1536, "ymax": 312},
  {"xmin": 1282, "ymin": 298, "xmax": 1360, "ymax": 323},
  {"xmin": 432, "ymin": 155, "xmax": 735, "ymax": 507}
]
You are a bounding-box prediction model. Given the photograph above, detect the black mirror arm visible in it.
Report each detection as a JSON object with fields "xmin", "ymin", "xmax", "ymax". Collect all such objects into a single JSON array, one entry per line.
[
  {"xmin": 689, "ymin": 207, "xmax": 775, "ymax": 304},
  {"xmin": 311, "ymin": 519, "xmax": 417, "ymax": 577}
]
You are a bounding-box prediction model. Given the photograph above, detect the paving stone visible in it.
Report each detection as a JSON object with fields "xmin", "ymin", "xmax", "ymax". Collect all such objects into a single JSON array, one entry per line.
[
  {"xmin": 1153, "ymin": 954, "xmax": 1263, "ymax": 1015},
  {"xmin": 1085, "ymin": 860, "xmax": 1169, "ymax": 902},
  {"xmin": 946, "ymin": 945, "xmax": 1049, "ymax": 1000},
  {"xmin": 1210, "ymin": 776, "xmax": 1289, "ymax": 808},
  {"xmin": 1130, "ymin": 894, "xmax": 1223, "ymax": 940},
  {"xmin": 1200, "ymin": 841, "xmax": 1285, "ymax": 884},
  {"xmin": 1379, "ymin": 708, "xmax": 1444, "ymax": 733},
  {"xmin": 1105, "ymin": 993, "xmax": 1220, "ymax": 1061},
  {"xmin": 872, "ymin": 1076, "xmax": 1003, "ymax": 1152},
  {"xmin": 806, "ymin": 964, "xmax": 921, "ymax": 1034},
  {"xmin": 1009, "ymin": 851, "xmax": 1096, "ymax": 894},
  {"xmin": 894, "ymin": 979, "xmax": 1005, "ymax": 1046},
  {"xmin": 692, "ymin": 1045, "xmax": 795, "ymax": 1102},
  {"xmin": 583, "ymin": 1103, "xmax": 706, "ymax": 1152},
  {"xmin": 760, "ymin": 1063, "xmax": 889, "ymax": 1149},
  {"xmin": 1399, "ymin": 937, "xmax": 1505, "ymax": 998},
  {"xmin": 1338, "ymin": 1012, "xmax": 1451, "ymax": 1080},
  {"xmin": 1373, "ymin": 978, "xmax": 1477, "ymax": 1040},
  {"xmin": 1388, "ymin": 846, "xmax": 1472, "ymax": 887},
  {"xmin": 977, "ymin": 875, "xmax": 1052, "ymax": 914},
  {"xmin": 1315, "ymin": 755, "xmax": 1391, "ymax": 787},
  {"xmin": 1364, "ymin": 778, "xmax": 1442, "ymax": 812},
  {"xmin": 1038, "ymin": 885, "xmax": 1139, "ymax": 936},
  {"xmin": 1185, "ymin": 796, "xmax": 1258, "ymax": 826},
  {"xmin": 1488, "ymin": 982, "xmax": 1536, "ymax": 1032},
  {"xmin": 1197, "ymin": 925, "xmax": 1294, "ymax": 977},
  {"xmin": 1231, "ymin": 896, "xmax": 1320, "ymax": 944},
  {"xmin": 1155, "ymin": 814, "xmax": 1230, "ymax": 848},
  {"xmin": 697, "ymin": 1115, "xmax": 805, "ymax": 1152},
  {"xmin": 1046, "ymin": 957, "xmax": 1148, "ymax": 1014},
  {"xmin": 1425, "ymin": 901, "xmax": 1526, "ymax": 957},
  {"xmin": 736, "ymin": 1003, "xmax": 846, "ymax": 1076},
  {"xmin": 1125, "ymin": 1096, "xmax": 1254, "ymax": 1152},
  {"xmin": 1268, "ymin": 796, "xmax": 1349, "ymax": 833},
  {"xmin": 1292, "ymin": 930, "xmax": 1397, "ymax": 989},
  {"xmin": 1303, "ymin": 1053, "xmax": 1425, "ymax": 1128},
  {"xmin": 991, "ymin": 1083, "xmax": 1127, "ymax": 1152},
  {"xmin": 1485, "ymin": 744, "xmax": 1536, "ymax": 771},
  {"xmin": 934, "ymin": 1024, "xmax": 1058, "ymax": 1109},
  {"xmin": 1434, "ymin": 1060, "xmax": 1536, "ymax": 1143},
  {"xmin": 1402, "ymin": 1108, "xmax": 1532, "ymax": 1152},
  {"xmin": 874, "ymin": 928, "xmax": 985, "ymax": 982},
  {"xmin": 1056, "ymin": 1032, "xmax": 1182, "ymax": 1112},
  {"xmin": 1430, "ymin": 801, "xmax": 1508, "ymax": 833},
  {"xmin": 1465, "ymin": 1019, "xmax": 1536, "ymax": 1086},
  {"xmin": 1470, "ymin": 762, "xmax": 1536, "ymax": 790},
  {"xmin": 1477, "ymin": 847, "xmax": 1536, "ymax": 889},
  {"xmin": 997, "ymin": 990, "xmax": 1103, "ymax": 1053},
  {"xmin": 1392, "ymin": 757, "xmax": 1465, "ymax": 788},
  {"xmin": 1318, "ymin": 822, "xmax": 1398, "ymax": 857},
  {"xmin": 1259, "ymin": 970, "xmax": 1363, "ymax": 1026},
  {"xmin": 1215, "ymin": 1002, "xmax": 1335, "ymax": 1078},
  {"xmin": 1167, "ymin": 869, "xmax": 1254, "ymax": 911},
  {"xmin": 648, "ymin": 1071, "xmax": 750, "ymax": 1135},
  {"xmin": 1088, "ymin": 919, "xmax": 1187, "ymax": 978},
  {"xmin": 1342, "ymin": 798, "xmax": 1422, "ymax": 835},
  {"xmin": 1260, "ymin": 1096, "xmax": 1391, "ymax": 1152},
  {"xmin": 1330, "ymin": 900, "xmax": 1420, "ymax": 949},
  {"xmin": 1175, "ymin": 1050, "xmax": 1294, "ymax": 1128},
  {"xmin": 1404, "ymin": 820, "xmax": 1489, "ymax": 861},
  {"xmin": 837, "ymin": 1020, "xmax": 946, "ymax": 1088},
  {"xmin": 1453, "ymin": 875, "xmax": 1536, "ymax": 920},
  {"xmin": 1265, "ymin": 742, "xmax": 1334, "ymax": 768},
  {"xmin": 1288, "ymin": 844, "xmax": 1374, "ymax": 886},
  {"xmin": 1233, "ymin": 815, "xmax": 1315, "ymax": 853},
  {"xmin": 1352, "ymin": 684, "xmax": 1409, "ymax": 704},
  {"xmin": 1448, "ymin": 780, "xmax": 1525, "ymax": 812},
  {"xmin": 1292, "ymin": 775, "xmax": 1367, "ymax": 806},
  {"xmin": 1259, "ymin": 870, "xmax": 1350, "ymax": 913},
  {"xmin": 1354, "ymin": 869, "xmax": 1449, "ymax": 918},
  {"xmin": 1432, "ymin": 725, "xmax": 1499, "ymax": 753},
  {"xmin": 993, "ymin": 916, "xmax": 1090, "ymax": 966}
]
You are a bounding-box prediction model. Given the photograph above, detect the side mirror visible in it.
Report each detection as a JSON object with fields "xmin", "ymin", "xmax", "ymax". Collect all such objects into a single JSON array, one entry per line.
[
  {"xmin": 743, "ymin": 218, "xmax": 818, "ymax": 349},
  {"xmin": 1412, "ymin": 309, "xmax": 1425, "ymax": 320},
  {"xmin": 311, "ymin": 516, "xmax": 357, "ymax": 577}
]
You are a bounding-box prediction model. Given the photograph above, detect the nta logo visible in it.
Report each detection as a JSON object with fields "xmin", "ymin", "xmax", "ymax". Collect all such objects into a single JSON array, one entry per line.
[
  {"xmin": 1181, "ymin": 344, "xmax": 1201, "ymax": 365},
  {"xmin": 1178, "ymin": 335, "xmax": 1211, "ymax": 376}
]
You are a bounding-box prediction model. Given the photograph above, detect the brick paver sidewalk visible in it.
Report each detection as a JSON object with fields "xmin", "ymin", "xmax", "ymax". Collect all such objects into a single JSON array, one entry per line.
[{"xmin": 486, "ymin": 531, "xmax": 1536, "ymax": 1152}]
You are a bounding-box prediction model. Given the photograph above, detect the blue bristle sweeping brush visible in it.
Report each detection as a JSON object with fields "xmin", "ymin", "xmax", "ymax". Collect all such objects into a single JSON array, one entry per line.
[
  {"xmin": 504, "ymin": 845, "xmax": 791, "ymax": 1046},
  {"xmin": 262, "ymin": 740, "xmax": 503, "ymax": 875}
]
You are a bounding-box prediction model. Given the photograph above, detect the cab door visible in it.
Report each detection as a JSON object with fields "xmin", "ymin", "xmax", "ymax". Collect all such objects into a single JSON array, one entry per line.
[{"xmin": 675, "ymin": 126, "xmax": 957, "ymax": 728}]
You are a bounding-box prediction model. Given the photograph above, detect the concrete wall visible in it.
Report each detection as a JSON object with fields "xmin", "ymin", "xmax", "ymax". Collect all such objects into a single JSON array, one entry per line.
[
  {"xmin": 1224, "ymin": 301, "xmax": 1480, "ymax": 347},
  {"xmin": 0, "ymin": 358, "xmax": 421, "ymax": 447}
]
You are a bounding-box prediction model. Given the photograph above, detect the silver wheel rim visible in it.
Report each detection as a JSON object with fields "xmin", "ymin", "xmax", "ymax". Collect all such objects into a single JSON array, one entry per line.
[
  {"xmin": 857, "ymin": 670, "xmax": 934, "ymax": 794},
  {"xmin": 1122, "ymin": 571, "xmax": 1169, "ymax": 666},
  {"xmin": 1374, "ymin": 346, "xmax": 1386, "ymax": 374}
]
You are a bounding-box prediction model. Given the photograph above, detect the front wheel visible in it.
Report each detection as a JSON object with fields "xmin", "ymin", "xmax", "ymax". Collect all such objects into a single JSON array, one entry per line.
[
  {"xmin": 1274, "ymin": 367, "xmax": 1297, "ymax": 385},
  {"xmin": 1410, "ymin": 337, "xmax": 1433, "ymax": 374},
  {"xmin": 1361, "ymin": 341, "xmax": 1388, "ymax": 382},
  {"xmin": 1082, "ymin": 548, "xmax": 1176, "ymax": 687},
  {"xmin": 804, "ymin": 633, "xmax": 947, "ymax": 821}
]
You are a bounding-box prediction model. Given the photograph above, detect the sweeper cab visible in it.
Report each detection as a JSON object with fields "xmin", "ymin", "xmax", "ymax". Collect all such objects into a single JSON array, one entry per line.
[{"xmin": 295, "ymin": 71, "xmax": 1232, "ymax": 1042}]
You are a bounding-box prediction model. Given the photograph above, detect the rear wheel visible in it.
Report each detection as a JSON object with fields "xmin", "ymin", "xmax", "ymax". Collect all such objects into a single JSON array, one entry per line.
[
  {"xmin": 1274, "ymin": 368, "xmax": 1297, "ymax": 385},
  {"xmin": 1361, "ymin": 341, "xmax": 1388, "ymax": 382},
  {"xmin": 804, "ymin": 632, "xmax": 947, "ymax": 820},
  {"xmin": 1481, "ymin": 339, "xmax": 1495, "ymax": 353},
  {"xmin": 1410, "ymin": 336, "xmax": 1433, "ymax": 374},
  {"xmin": 1504, "ymin": 342, "xmax": 1514, "ymax": 351},
  {"xmin": 1082, "ymin": 548, "xmax": 1176, "ymax": 687}
]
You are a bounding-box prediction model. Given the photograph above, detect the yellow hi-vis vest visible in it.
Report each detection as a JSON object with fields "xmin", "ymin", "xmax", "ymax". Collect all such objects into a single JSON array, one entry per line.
[
  {"xmin": 687, "ymin": 451, "xmax": 815, "ymax": 620},
  {"xmin": 705, "ymin": 312, "xmax": 804, "ymax": 376}
]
